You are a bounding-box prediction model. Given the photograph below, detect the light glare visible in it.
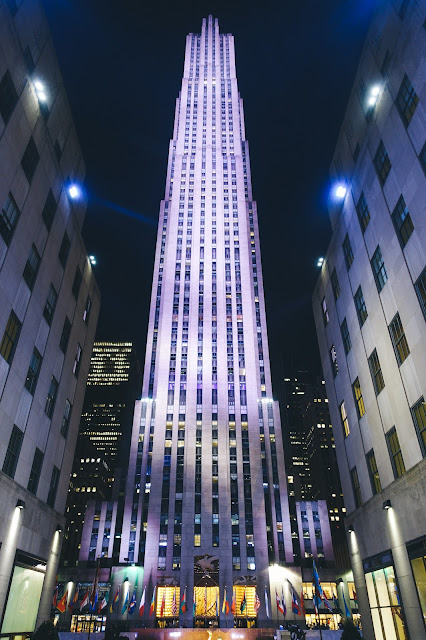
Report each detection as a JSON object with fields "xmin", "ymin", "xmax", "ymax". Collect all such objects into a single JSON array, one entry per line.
[
  {"xmin": 371, "ymin": 85, "xmax": 380, "ymax": 97},
  {"xmin": 335, "ymin": 185, "xmax": 347, "ymax": 199},
  {"xmin": 89, "ymin": 255, "xmax": 96, "ymax": 265},
  {"xmin": 34, "ymin": 80, "xmax": 44, "ymax": 91},
  {"xmin": 68, "ymin": 184, "xmax": 80, "ymax": 199}
]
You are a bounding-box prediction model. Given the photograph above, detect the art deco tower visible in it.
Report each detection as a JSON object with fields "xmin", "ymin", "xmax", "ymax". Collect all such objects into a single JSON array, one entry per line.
[{"xmin": 121, "ymin": 17, "xmax": 293, "ymax": 624}]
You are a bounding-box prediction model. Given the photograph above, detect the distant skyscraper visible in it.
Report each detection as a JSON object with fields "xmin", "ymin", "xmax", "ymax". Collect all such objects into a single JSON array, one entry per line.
[
  {"xmin": 120, "ymin": 16, "xmax": 293, "ymax": 625},
  {"xmin": 0, "ymin": 0, "xmax": 100, "ymax": 632},
  {"xmin": 313, "ymin": 3, "xmax": 425, "ymax": 639}
]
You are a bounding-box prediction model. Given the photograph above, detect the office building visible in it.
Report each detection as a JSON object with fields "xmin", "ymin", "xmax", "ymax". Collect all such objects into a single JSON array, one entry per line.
[{"xmin": 313, "ymin": 2, "xmax": 425, "ymax": 639}]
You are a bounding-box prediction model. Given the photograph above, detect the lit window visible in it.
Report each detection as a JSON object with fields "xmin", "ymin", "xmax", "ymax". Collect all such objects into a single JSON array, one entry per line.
[
  {"xmin": 368, "ymin": 348, "xmax": 385, "ymax": 395},
  {"xmin": 374, "ymin": 140, "xmax": 392, "ymax": 186},
  {"xmin": 411, "ymin": 397, "xmax": 426, "ymax": 457},
  {"xmin": 352, "ymin": 377, "xmax": 365, "ymax": 418},
  {"xmin": 354, "ymin": 287, "xmax": 368, "ymax": 327},
  {"xmin": 370, "ymin": 246, "xmax": 388, "ymax": 292},
  {"xmin": 391, "ymin": 195, "xmax": 414, "ymax": 248},
  {"xmin": 366, "ymin": 449, "xmax": 381, "ymax": 495},
  {"xmin": 340, "ymin": 401, "xmax": 350, "ymax": 438},
  {"xmin": 389, "ymin": 312, "xmax": 410, "ymax": 366},
  {"xmin": 396, "ymin": 74, "xmax": 418, "ymax": 126},
  {"xmin": 386, "ymin": 427, "xmax": 405, "ymax": 479}
]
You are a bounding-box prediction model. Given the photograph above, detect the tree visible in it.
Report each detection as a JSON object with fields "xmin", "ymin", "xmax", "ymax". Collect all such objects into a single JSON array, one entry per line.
[
  {"xmin": 340, "ymin": 619, "xmax": 362, "ymax": 640},
  {"xmin": 32, "ymin": 620, "xmax": 60, "ymax": 640}
]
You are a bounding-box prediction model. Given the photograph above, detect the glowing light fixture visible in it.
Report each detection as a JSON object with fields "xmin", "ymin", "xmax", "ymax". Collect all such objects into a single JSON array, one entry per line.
[
  {"xmin": 335, "ymin": 184, "xmax": 347, "ymax": 199},
  {"xmin": 317, "ymin": 257, "xmax": 325, "ymax": 268},
  {"xmin": 34, "ymin": 80, "xmax": 47, "ymax": 103},
  {"xmin": 89, "ymin": 255, "xmax": 96, "ymax": 265},
  {"xmin": 16, "ymin": 499, "xmax": 26, "ymax": 510},
  {"xmin": 68, "ymin": 184, "xmax": 80, "ymax": 200},
  {"xmin": 56, "ymin": 524, "xmax": 63, "ymax": 533},
  {"xmin": 367, "ymin": 85, "xmax": 381, "ymax": 108},
  {"xmin": 382, "ymin": 499, "xmax": 392, "ymax": 510},
  {"xmin": 371, "ymin": 85, "xmax": 380, "ymax": 97},
  {"xmin": 346, "ymin": 525, "xmax": 354, "ymax": 533}
]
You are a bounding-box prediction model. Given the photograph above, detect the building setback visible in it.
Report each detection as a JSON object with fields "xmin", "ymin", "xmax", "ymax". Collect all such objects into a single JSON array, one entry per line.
[
  {"xmin": 0, "ymin": 0, "xmax": 99, "ymax": 634},
  {"xmin": 313, "ymin": 2, "xmax": 425, "ymax": 640}
]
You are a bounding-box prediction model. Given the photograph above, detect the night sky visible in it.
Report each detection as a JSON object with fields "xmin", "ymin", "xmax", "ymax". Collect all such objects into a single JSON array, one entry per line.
[{"xmin": 41, "ymin": 0, "xmax": 378, "ymax": 393}]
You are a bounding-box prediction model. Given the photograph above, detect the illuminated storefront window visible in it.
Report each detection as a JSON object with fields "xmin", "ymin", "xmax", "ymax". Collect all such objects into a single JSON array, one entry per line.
[{"xmin": 365, "ymin": 565, "xmax": 408, "ymax": 640}]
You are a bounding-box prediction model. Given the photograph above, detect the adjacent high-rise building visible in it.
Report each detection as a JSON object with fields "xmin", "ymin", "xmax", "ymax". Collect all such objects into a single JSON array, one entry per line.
[
  {"xmin": 313, "ymin": 2, "xmax": 425, "ymax": 640},
  {"xmin": 0, "ymin": 0, "xmax": 100, "ymax": 634},
  {"xmin": 120, "ymin": 15, "xmax": 294, "ymax": 625}
]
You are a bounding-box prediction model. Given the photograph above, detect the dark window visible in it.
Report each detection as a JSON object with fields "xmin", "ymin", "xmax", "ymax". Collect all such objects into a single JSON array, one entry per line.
[
  {"xmin": 59, "ymin": 317, "xmax": 71, "ymax": 353},
  {"xmin": 386, "ymin": 427, "xmax": 405, "ymax": 479},
  {"xmin": 352, "ymin": 377, "xmax": 366, "ymax": 418},
  {"xmin": 27, "ymin": 448, "xmax": 43, "ymax": 495},
  {"xmin": 340, "ymin": 401, "xmax": 350, "ymax": 438},
  {"xmin": 330, "ymin": 345, "xmax": 338, "ymax": 378},
  {"xmin": 0, "ymin": 192, "xmax": 20, "ymax": 245},
  {"xmin": 24, "ymin": 348, "xmax": 42, "ymax": 395},
  {"xmin": 396, "ymin": 74, "xmax": 418, "ymax": 126},
  {"xmin": 350, "ymin": 467, "xmax": 362, "ymax": 507},
  {"xmin": 366, "ymin": 450, "xmax": 382, "ymax": 495},
  {"xmin": 0, "ymin": 310, "xmax": 21, "ymax": 364},
  {"xmin": 72, "ymin": 268, "xmax": 82, "ymax": 299},
  {"xmin": 0, "ymin": 70, "xmax": 18, "ymax": 124},
  {"xmin": 23, "ymin": 244, "xmax": 41, "ymax": 290},
  {"xmin": 23, "ymin": 46, "xmax": 35, "ymax": 73},
  {"xmin": 73, "ymin": 344, "xmax": 82, "ymax": 377},
  {"xmin": 343, "ymin": 234, "xmax": 354, "ymax": 270},
  {"xmin": 411, "ymin": 397, "xmax": 426, "ymax": 457},
  {"xmin": 398, "ymin": 0, "xmax": 410, "ymax": 19},
  {"xmin": 2, "ymin": 425, "xmax": 23, "ymax": 478},
  {"xmin": 47, "ymin": 465, "xmax": 60, "ymax": 508},
  {"xmin": 41, "ymin": 189, "xmax": 57, "ymax": 231},
  {"xmin": 83, "ymin": 295, "xmax": 92, "ymax": 323},
  {"xmin": 340, "ymin": 318, "xmax": 352, "ymax": 354},
  {"xmin": 368, "ymin": 348, "xmax": 385, "ymax": 395},
  {"xmin": 414, "ymin": 267, "xmax": 426, "ymax": 319},
  {"xmin": 61, "ymin": 400, "xmax": 72, "ymax": 438},
  {"xmin": 371, "ymin": 246, "xmax": 388, "ymax": 292},
  {"xmin": 374, "ymin": 140, "xmax": 392, "ymax": 186},
  {"xmin": 391, "ymin": 195, "xmax": 414, "ymax": 247},
  {"xmin": 54, "ymin": 140, "xmax": 62, "ymax": 162},
  {"xmin": 420, "ymin": 142, "xmax": 426, "ymax": 175},
  {"xmin": 45, "ymin": 376, "xmax": 58, "ymax": 418},
  {"xmin": 354, "ymin": 286, "xmax": 368, "ymax": 327},
  {"xmin": 356, "ymin": 192, "xmax": 370, "ymax": 232},
  {"xmin": 322, "ymin": 297, "xmax": 329, "ymax": 325},
  {"xmin": 43, "ymin": 285, "xmax": 57, "ymax": 325},
  {"xmin": 58, "ymin": 232, "xmax": 70, "ymax": 268},
  {"xmin": 381, "ymin": 50, "xmax": 391, "ymax": 77},
  {"xmin": 353, "ymin": 142, "xmax": 360, "ymax": 163},
  {"xmin": 21, "ymin": 136, "xmax": 40, "ymax": 183},
  {"xmin": 331, "ymin": 269, "xmax": 340, "ymax": 301},
  {"xmin": 5, "ymin": 0, "xmax": 18, "ymax": 15},
  {"xmin": 389, "ymin": 313, "xmax": 410, "ymax": 365}
]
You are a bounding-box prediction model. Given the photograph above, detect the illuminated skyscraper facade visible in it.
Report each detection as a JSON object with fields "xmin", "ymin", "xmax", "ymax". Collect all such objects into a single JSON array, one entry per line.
[{"xmin": 120, "ymin": 16, "xmax": 293, "ymax": 624}]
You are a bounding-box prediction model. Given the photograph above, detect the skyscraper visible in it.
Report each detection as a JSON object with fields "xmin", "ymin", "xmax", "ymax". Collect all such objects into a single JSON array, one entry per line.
[
  {"xmin": 120, "ymin": 15, "xmax": 293, "ymax": 625},
  {"xmin": 313, "ymin": 3, "xmax": 425, "ymax": 639}
]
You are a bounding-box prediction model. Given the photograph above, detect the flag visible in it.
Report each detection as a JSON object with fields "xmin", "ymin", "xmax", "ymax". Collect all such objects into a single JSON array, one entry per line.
[
  {"xmin": 193, "ymin": 589, "xmax": 196, "ymax": 617},
  {"xmin": 171, "ymin": 588, "xmax": 177, "ymax": 616},
  {"xmin": 281, "ymin": 587, "xmax": 287, "ymax": 617},
  {"xmin": 69, "ymin": 587, "xmax": 79, "ymax": 612},
  {"xmin": 222, "ymin": 587, "xmax": 230, "ymax": 615},
  {"xmin": 122, "ymin": 590, "xmax": 129, "ymax": 615},
  {"xmin": 240, "ymin": 588, "xmax": 247, "ymax": 613},
  {"xmin": 128, "ymin": 588, "xmax": 137, "ymax": 615},
  {"xmin": 160, "ymin": 590, "xmax": 166, "ymax": 617},
  {"xmin": 52, "ymin": 583, "xmax": 59, "ymax": 609},
  {"xmin": 333, "ymin": 595, "xmax": 343, "ymax": 615},
  {"xmin": 139, "ymin": 587, "xmax": 146, "ymax": 617},
  {"xmin": 149, "ymin": 586, "xmax": 156, "ymax": 617},
  {"xmin": 90, "ymin": 561, "xmax": 100, "ymax": 612},
  {"xmin": 98, "ymin": 591, "xmax": 109, "ymax": 613},
  {"xmin": 110, "ymin": 586, "xmax": 120, "ymax": 613},
  {"xmin": 57, "ymin": 589, "xmax": 68, "ymax": 613},
  {"xmin": 179, "ymin": 586, "xmax": 186, "ymax": 614},
  {"xmin": 276, "ymin": 588, "xmax": 284, "ymax": 615},
  {"xmin": 231, "ymin": 589, "xmax": 236, "ymax": 615},
  {"xmin": 204, "ymin": 586, "xmax": 207, "ymax": 615},
  {"xmin": 342, "ymin": 591, "xmax": 351, "ymax": 618},
  {"xmin": 264, "ymin": 587, "xmax": 270, "ymax": 619},
  {"xmin": 80, "ymin": 589, "xmax": 90, "ymax": 611},
  {"xmin": 353, "ymin": 590, "xmax": 357, "ymax": 603},
  {"xmin": 291, "ymin": 588, "xmax": 301, "ymax": 616},
  {"xmin": 254, "ymin": 591, "xmax": 261, "ymax": 615},
  {"xmin": 323, "ymin": 593, "xmax": 333, "ymax": 613},
  {"xmin": 312, "ymin": 560, "xmax": 324, "ymax": 614},
  {"xmin": 300, "ymin": 590, "xmax": 306, "ymax": 616}
]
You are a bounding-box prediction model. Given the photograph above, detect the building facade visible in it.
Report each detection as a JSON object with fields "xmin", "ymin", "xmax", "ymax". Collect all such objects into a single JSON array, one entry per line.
[
  {"xmin": 0, "ymin": 0, "xmax": 100, "ymax": 633},
  {"xmin": 313, "ymin": 2, "xmax": 425, "ymax": 639}
]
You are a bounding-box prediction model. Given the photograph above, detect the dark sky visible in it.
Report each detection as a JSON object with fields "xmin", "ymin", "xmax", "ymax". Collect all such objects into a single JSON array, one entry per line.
[{"xmin": 41, "ymin": 0, "xmax": 378, "ymax": 393}]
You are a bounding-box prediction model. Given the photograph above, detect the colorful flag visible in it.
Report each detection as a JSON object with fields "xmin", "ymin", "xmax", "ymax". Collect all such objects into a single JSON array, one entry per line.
[
  {"xmin": 291, "ymin": 588, "xmax": 301, "ymax": 615},
  {"xmin": 57, "ymin": 589, "xmax": 68, "ymax": 613},
  {"xmin": 69, "ymin": 587, "xmax": 79, "ymax": 612},
  {"xmin": 128, "ymin": 588, "xmax": 137, "ymax": 615},
  {"xmin": 80, "ymin": 589, "xmax": 90, "ymax": 611},
  {"xmin": 160, "ymin": 590, "xmax": 166, "ymax": 617},
  {"xmin": 222, "ymin": 587, "xmax": 230, "ymax": 615},
  {"xmin": 342, "ymin": 591, "xmax": 351, "ymax": 618},
  {"xmin": 312, "ymin": 560, "xmax": 324, "ymax": 614},
  {"xmin": 89, "ymin": 561, "xmax": 100, "ymax": 612},
  {"xmin": 300, "ymin": 590, "xmax": 306, "ymax": 616},
  {"xmin": 353, "ymin": 590, "xmax": 357, "ymax": 603},
  {"xmin": 122, "ymin": 590, "xmax": 129, "ymax": 615},
  {"xmin": 139, "ymin": 587, "xmax": 146, "ymax": 616},
  {"xmin": 110, "ymin": 586, "xmax": 120, "ymax": 613},
  {"xmin": 264, "ymin": 587, "xmax": 270, "ymax": 619},
  {"xmin": 231, "ymin": 589, "xmax": 236, "ymax": 615},
  {"xmin": 171, "ymin": 588, "xmax": 177, "ymax": 616},
  {"xmin": 179, "ymin": 586, "xmax": 186, "ymax": 614},
  {"xmin": 281, "ymin": 587, "xmax": 287, "ymax": 617},
  {"xmin": 323, "ymin": 593, "xmax": 333, "ymax": 613},
  {"xmin": 52, "ymin": 583, "xmax": 59, "ymax": 609},
  {"xmin": 240, "ymin": 588, "xmax": 247, "ymax": 613},
  {"xmin": 276, "ymin": 588, "xmax": 284, "ymax": 615},
  {"xmin": 254, "ymin": 591, "xmax": 261, "ymax": 615},
  {"xmin": 193, "ymin": 589, "xmax": 197, "ymax": 616},
  {"xmin": 149, "ymin": 586, "xmax": 156, "ymax": 617},
  {"xmin": 333, "ymin": 595, "xmax": 343, "ymax": 615},
  {"xmin": 98, "ymin": 591, "xmax": 109, "ymax": 613}
]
